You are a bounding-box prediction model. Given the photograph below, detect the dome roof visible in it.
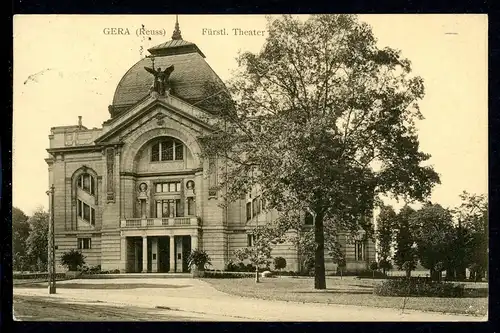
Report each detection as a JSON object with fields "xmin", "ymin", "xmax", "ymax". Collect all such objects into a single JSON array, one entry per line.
[{"xmin": 110, "ymin": 23, "xmax": 224, "ymax": 118}]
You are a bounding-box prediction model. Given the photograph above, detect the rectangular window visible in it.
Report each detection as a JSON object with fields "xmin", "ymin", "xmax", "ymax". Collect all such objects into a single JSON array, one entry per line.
[
  {"xmin": 90, "ymin": 207, "xmax": 95, "ymax": 225},
  {"xmin": 355, "ymin": 241, "xmax": 365, "ymax": 261},
  {"xmin": 175, "ymin": 199, "xmax": 182, "ymax": 217},
  {"xmin": 156, "ymin": 201, "xmax": 162, "ymax": 218},
  {"xmin": 187, "ymin": 197, "xmax": 195, "ymax": 215},
  {"xmin": 168, "ymin": 200, "xmax": 176, "ymax": 218},
  {"xmin": 78, "ymin": 238, "xmax": 91, "ymax": 250},
  {"xmin": 83, "ymin": 203, "xmax": 90, "ymax": 221},
  {"xmin": 246, "ymin": 202, "xmax": 252, "ymax": 221},
  {"xmin": 252, "ymin": 198, "xmax": 258, "ymax": 216},
  {"xmin": 77, "ymin": 199, "xmax": 82, "ymax": 218},
  {"xmin": 162, "ymin": 201, "xmax": 169, "ymax": 217},
  {"xmin": 261, "ymin": 198, "xmax": 266, "ymax": 211},
  {"xmin": 305, "ymin": 212, "xmax": 314, "ymax": 225},
  {"xmin": 247, "ymin": 234, "xmax": 255, "ymax": 247},
  {"xmin": 156, "ymin": 182, "xmax": 181, "ymax": 193},
  {"xmin": 82, "ymin": 174, "xmax": 90, "ymax": 192},
  {"xmin": 162, "ymin": 140, "xmax": 174, "ymax": 160},
  {"xmin": 151, "ymin": 142, "xmax": 160, "ymax": 161},
  {"xmin": 90, "ymin": 176, "xmax": 95, "ymax": 195},
  {"xmin": 174, "ymin": 142, "xmax": 183, "ymax": 160}
]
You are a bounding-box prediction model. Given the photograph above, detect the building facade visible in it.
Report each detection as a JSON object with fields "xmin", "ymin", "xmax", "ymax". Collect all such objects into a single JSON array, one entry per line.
[{"xmin": 46, "ymin": 24, "xmax": 375, "ymax": 274}]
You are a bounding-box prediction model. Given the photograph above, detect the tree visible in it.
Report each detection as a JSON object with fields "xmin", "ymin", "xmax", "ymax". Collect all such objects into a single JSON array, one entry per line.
[
  {"xmin": 393, "ymin": 206, "xmax": 418, "ymax": 278},
  {"xmin": 411, "ymin": 203, "xmax": 454, "ymax": 281},
  {"xmin": 378, "ymin": 259, "xmax": 393, "ymax": 276},
  {"xmin": 234, "ymin": 224, "xmax": 284, "ymax": 282},
  {"xmin": 369, "ymin": 261, "xmax": 379, "ymax": 278},
  {"xmin": 453, "ymin": 191, "xmax": 488, "ymax": 280},
  {"xmin": 25, "ymin": 207, "xmax": 49, "ymax": 271},
  {"xmin": 187, "ymin": 250, "xmax": 212, "ymax": 271},
  {"xmin": 273, "ymin": 256, "xmax": 287, "ymax": 271},
  {"xmin": 199, "ymin": 14, "xmax": 440, "ymax": 289},
  {"xmin": 60, "ymin": 249, "xmax": 86, "ymax": 271},
  {"xmin": 12, "ymin": 207, "xmax": 30, "ymax": 271},
  {"xmin": 376, "ymin": 205, "xmax": 396, "ymax": 275}
]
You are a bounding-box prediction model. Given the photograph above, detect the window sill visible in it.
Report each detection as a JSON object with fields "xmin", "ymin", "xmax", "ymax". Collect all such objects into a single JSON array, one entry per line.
[{"xmin": 149, "ymin": 160, "xmax": 184, "ymax": 164}]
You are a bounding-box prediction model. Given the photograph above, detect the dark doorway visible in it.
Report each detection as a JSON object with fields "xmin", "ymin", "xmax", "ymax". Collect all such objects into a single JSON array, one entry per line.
[
  {"xmin": 182, "ymin": 236, "xmax": 192, "ymax": 273},
  {"xmin": 157, "ymin": 236, "xmax": 170, "ymax": 273}
]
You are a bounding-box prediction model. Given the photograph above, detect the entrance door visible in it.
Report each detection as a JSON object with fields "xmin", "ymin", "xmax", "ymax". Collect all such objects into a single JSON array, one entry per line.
[
  {"xmin": 157, "ymin": 237, "xmax": 170, "ymax": 273},
  {"xmin": 182, "ymin": 236, "xmax": 192, "ymax": 273}
]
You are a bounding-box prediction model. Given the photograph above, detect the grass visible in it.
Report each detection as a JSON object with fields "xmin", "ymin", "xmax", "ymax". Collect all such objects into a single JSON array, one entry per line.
[{"xmin": 202, "ymin": 276, "xmax": 488, "ymax": 316}]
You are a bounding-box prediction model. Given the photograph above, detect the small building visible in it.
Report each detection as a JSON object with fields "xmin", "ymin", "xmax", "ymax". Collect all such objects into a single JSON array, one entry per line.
[{"xmin": 46, "ymin": 21, "xmax": 375, "ymax": 274}]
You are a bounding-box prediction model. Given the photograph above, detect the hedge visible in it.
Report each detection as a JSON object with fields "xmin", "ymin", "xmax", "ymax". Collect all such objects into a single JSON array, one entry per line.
[
  {"xmin": 373, "ymin": 278, "xmax": 465, "ymax": 297},
  {"xmin": 203, "ymin": 271, "xmax": 255, "ymax": 279},
  {"xmin": 13, "ymin": 272, "xmax": 67, "ymax": 280}
]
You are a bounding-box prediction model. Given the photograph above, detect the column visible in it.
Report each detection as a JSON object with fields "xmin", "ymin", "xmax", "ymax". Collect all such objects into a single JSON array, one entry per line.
[
  {"xmin": 120, "ymin": 236, "xmax": 127, "ymax": 273},
  {"xmin": 142, "ymin": 236, "xmax": 148, "ymax": 273},
  {"xmin": 191, "ymin": 234, "xmax": 198, "ymax": 252},
  {"xmin": 169, "ymin": 236, "xmax": 175, "ymax": 272},
  {"xmin": 151, "ymin": 238, "xmax": 158, "ymax": 273}
]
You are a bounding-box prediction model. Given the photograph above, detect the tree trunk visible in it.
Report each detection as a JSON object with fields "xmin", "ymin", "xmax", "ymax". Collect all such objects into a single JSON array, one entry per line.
[
  {"xmin": 405, "ymin": 268, "xmax": 411, "ymax": 278},
  {"xmin": 255, "ymin": 266, "xmax": 260, "ymax": 283},
  {"xmin": 456, "ymin": 267, "xmax": 466, "ymax": 281},
  {"xmin": 314, "ymin": 212, "xmax": 326, "ymax": 289}
]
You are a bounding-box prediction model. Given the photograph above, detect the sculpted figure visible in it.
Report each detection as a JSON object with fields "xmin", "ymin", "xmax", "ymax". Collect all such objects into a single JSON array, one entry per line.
[{"xmin": 144, "ymin": 65, "xmax": 175, "ymax": 96}]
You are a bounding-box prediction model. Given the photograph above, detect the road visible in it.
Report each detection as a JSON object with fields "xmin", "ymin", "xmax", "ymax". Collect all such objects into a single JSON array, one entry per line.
[{"xmin": 13, "ymin": 278, "xmax": 487, "ymax": 322}]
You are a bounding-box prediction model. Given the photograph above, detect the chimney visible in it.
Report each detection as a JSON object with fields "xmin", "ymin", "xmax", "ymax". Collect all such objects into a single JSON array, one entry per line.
[{"xmin": 78, "ymin": 116, "xmax": 82, "ymax": 129}]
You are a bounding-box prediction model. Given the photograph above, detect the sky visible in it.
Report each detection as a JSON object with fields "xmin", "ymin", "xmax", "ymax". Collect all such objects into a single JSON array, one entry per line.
[{"xmin": 12, "ymin": 14, "xmax": 488, "ymax": 216}]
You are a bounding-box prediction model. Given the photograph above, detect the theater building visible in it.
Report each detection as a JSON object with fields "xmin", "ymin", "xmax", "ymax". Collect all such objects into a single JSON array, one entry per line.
[{"xmin": 45, "ymin": 22, "xmax": 375, "ymax": 274}]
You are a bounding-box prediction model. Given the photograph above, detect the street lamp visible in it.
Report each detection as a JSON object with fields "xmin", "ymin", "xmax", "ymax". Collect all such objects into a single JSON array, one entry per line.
[{"xmin": 46, "ymin": 185, "xmax": 56, "ymax": 294}]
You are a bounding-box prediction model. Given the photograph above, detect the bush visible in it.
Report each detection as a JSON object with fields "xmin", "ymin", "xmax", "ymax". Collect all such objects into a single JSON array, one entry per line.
[
  {"xmin": 379, "ymin": 259, "xmax": 393, "ymax": 273},
  {"xmin": 273, "ymin": 257, "xmax": 287, "ymax": 271},
  {"xmin": 204, "ymin": 271, "xmax": 254, "ymax": 279},
  {"xmin": 60, "ymin": 249, "xmax": 86, "ymax": 271},
  {"xmin": 357, "ymin": 269, "xmax": 387, "ymax": 279},
  {"xmin": 369, "ymin": 262, "xmax": 379, "ymax": 271},
  {"xmin": 187, "ymin": 250, "xmax": 212, "ymax": 270},
  {"xmin": 373, "ymin": 278, "xmax": 465, "ymax": 297}
]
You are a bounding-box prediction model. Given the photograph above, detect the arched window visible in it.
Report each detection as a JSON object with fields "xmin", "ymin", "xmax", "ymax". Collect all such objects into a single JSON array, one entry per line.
[
  {"xmin": 72, "ymin": 168, "xmax": 98, "ymax": 229},
  {"xmin": 77, "ymin": 173, "xmax": 95, "ymax": 195},
  {"xmin": 151, "ymin": 138, "xmax": 184, "ymax": 162}
]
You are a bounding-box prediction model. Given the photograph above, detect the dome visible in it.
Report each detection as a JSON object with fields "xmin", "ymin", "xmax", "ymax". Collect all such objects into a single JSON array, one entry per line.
[{"xmin": 110, "ymin": 21, "xmax": 225, "ymax": 118}]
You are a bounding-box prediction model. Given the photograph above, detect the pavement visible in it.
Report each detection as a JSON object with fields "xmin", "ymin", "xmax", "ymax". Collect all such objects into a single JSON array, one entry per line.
[{"xmin": 13, "ymin": 278, "xmax": 488, "ymax": 322}]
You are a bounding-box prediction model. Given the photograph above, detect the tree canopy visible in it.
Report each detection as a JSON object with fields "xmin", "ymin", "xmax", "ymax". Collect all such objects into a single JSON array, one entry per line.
[{"xmin": 200, "ymin": 14, "xmax": 440, "ymax": 289}]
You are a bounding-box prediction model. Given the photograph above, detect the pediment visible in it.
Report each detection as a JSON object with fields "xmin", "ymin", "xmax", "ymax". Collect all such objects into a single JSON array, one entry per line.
[{"xmin": 95, "ymin": 95, "xmax": 215, "ymax": 144}]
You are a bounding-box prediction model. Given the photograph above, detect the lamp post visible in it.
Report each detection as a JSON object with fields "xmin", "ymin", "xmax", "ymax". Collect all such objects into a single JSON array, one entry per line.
[{"xmin": 46, "ymin": 185, "xmax": 56, "ymax": 294}]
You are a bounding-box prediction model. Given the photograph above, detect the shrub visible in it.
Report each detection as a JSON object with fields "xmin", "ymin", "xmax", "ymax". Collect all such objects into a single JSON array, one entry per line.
[
  {"xmin": 60, "ymin": 249, "xmax": 86, "ymax": 271},
  {"xmin": 379, "ymin": 259, "xmax": 393, "ymax": 274},
  {"xmin": 273, "ymin": 257, "xmax": 287, "ymax": 271},
  {"xmin": 187, "ymin": 250, "xmax": 212, "ymax": 270},
  {"xmin": 370, "ymin": 262, "xmax": 379, "ymax": 271},
  {"xmin": 373, "ymin": 278, "xmax": 465, "ymax": 297},
  {"xmin": 226, "ymin": 261, "xmax": 237, "ymax": 272},
  {"xmin": 204, "ymin": 271, "xmax": 254, "ymax": 279}
]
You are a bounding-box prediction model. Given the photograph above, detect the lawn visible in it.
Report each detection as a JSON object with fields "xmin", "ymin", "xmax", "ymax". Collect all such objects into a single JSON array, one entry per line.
[{"xmin": 202, "ymin": 276, "xmax": 488, "ymax": 316}]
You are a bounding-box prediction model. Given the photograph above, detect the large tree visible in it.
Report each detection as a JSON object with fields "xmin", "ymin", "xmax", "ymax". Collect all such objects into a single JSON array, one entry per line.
[
  {"xmin": 453, "ymin": 191, "xmax": 488, "ymax": 280},
  {"xmin": 393, "ymin": 205, "xmax": 418, "ymax": 277},
  {"xmin": 411, "ymin": 203, "xmax": 454, "ymax": 281},
  {"xmin": 25, "ymin": 207, "xmax": 49, "ymax": 271},
  {"xmin": 12, "ymin": 207, "xmax": 30, "ymax": 271},
  {"xmin": 200, "ymin": 14, "xmax": 439, "ymax": 289},
  {"xmin": 376, "ymin": 205, "xmax": 396, "ymax": 275}
]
